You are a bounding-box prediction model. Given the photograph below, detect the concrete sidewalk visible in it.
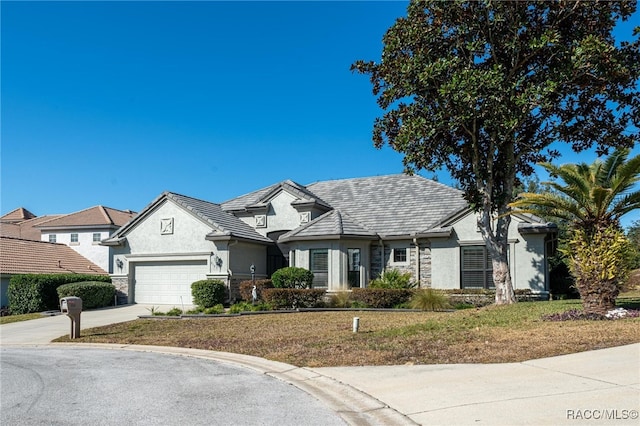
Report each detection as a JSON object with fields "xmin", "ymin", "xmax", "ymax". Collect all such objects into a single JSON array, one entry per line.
[
  {"xmin": 2, "ymin": 307, "xmax": 638, "ymax": 425},
  {"xmin": 313, "ymin": 343, "xmax": 640, "ymax": 425}
]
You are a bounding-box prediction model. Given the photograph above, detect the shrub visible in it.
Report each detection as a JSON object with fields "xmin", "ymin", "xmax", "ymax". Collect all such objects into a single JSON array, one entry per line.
[
  {"xmin": 328, "ymin": 291, "xmax": 352, "ymax": 308},
  {"xmin": 228, "ymin": 301, "xmax": 272, "ymax": 314},
  {"xmin": 350, "ymin": 288, "xmax": 414, "ymax": 308},
  {"xmin": 57, "ymin": 281, "xmax": 116, "ymax": 310},
  {"xmin": 239, "ymin": 279, "xmax": 273, "ymax": 302},
  {"xmin": 262, "ymin": 288, "xmax": 326, "ymax": 309},
  {"xmin": 369, "ymin": 269, "xmax": 416, "ymax": 289},
  {"xmin": 409, "ymin": 289, "xmax": 450, "ymax": 311},
  {"xmin": 191, "ymin": 279, "xmax": 226, "ymax": 308},
  {"xmin": 165, "ymin": 307, "xmax": 183, "ymax": 316},
  {"xmin": 8, "ymin": 273, "xmax": 112, "ymax": 314},
  {"xmin": 271, "ymin": 267, "xmax": 314, "ymax": 289}
]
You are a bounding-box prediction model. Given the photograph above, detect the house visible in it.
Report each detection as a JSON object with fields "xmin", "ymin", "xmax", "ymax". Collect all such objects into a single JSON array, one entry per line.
[
  {"xmin": 0, "ymin": 205, "xmax": 135, "ymax": 274},
  {"xmin": 0, "ymin": 237, "xmax": 108, "ymax": 307},
  {"xmin": 103, "ymin": 174, "xmax": 557, "ymax": 305},
  {"xmin": 35, "ymin": 206, "xmax": 136, "ymax": 273}
]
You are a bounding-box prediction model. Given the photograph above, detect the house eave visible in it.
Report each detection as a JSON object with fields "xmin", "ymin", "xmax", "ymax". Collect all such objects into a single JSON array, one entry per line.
[
  {"xmin": 100, "ymin": 237, "xmax": 127, "ymax": 246},
  {"xmin": 279, "ymin": 233, "xmax": 378, "ymax": 243},
  {"xmin": 205, "ymin": 234, "xmax": 273, "ymax": 245},
  {"xmin": 517, "ymin": 223, "xmax": 558, "ymax": 235}
]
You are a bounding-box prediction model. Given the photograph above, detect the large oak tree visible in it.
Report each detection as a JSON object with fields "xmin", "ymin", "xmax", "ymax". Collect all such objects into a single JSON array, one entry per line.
[{"xmin": 352, "ymin": 0, "xmax": 639, "ymax": 304}]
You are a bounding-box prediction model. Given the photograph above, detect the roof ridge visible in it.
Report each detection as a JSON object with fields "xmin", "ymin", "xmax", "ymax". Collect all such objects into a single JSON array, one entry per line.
[
  {"xmin": 335, "ymin": 210, "xmax": 344, "ymax": 234},
  {"xmin": 98, "ymin": 206, "xmax": 113, "ymax": 225}
]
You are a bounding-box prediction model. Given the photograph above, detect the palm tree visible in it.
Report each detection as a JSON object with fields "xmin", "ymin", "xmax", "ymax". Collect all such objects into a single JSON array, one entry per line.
[{"xmin": 510, "ymin": 148, "xmax": 640, "ymax": 314}]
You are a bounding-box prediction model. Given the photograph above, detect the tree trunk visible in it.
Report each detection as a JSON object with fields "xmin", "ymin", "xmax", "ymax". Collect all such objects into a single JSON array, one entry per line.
[
  {"xmin": 479, "ymin": 209, "xmax": 516, "ymax": 305},
  {"xmin": 575, "ymin": 275, "xmax": 619, "ymax": 315}
]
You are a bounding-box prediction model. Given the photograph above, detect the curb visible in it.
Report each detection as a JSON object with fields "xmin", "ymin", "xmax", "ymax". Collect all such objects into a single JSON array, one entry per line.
[{"xmin": 19, "ymin": 342, "xmax": 418, "ymax": 426}]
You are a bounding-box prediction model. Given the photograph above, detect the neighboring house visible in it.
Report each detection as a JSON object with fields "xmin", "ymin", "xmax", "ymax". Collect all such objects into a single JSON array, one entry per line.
[
  {"xmin": 0, "ymin": 236, "xmax": 108, "ymax": 307},
  {"xmin": 35, "ymin": 206, "xmax": 136, "ymax": 273},
  {"xmin": 103, "ymin": 174, "xmax": 557, "ymax": 305}
]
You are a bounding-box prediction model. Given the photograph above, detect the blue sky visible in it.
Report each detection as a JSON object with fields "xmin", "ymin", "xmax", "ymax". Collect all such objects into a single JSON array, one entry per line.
[{"xmin": 2, "ymin": 1, "xmax": 638, "ymax": 229}]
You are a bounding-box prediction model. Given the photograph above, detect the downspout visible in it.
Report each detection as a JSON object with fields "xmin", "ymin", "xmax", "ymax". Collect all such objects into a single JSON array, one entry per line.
[{"xmin": 413, "ymin": 237, "xmax": 420, "ymax": 288}]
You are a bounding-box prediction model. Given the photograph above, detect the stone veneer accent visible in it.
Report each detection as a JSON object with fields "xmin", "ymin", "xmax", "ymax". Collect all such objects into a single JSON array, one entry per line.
[
  {"xmin": 370, "ymin": 243, "xmax": 432, "ymax": 288},
  {"xmin": 111, "ymin": 276, "xmax": 130, "ymax": 305}
]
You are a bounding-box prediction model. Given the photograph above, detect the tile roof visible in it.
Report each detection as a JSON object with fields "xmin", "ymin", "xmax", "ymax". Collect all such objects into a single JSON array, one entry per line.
[
  {"xmin": 1, "ymin": 207, "xmax": 37, "ymax": 223},
  {"xmin": 0, "ymin": 215, "xmax": 63, "ymax": 241},
  {"xmin": 306, "ymin": 174, "xmax": 468, "ymax": 237},
  {"xmin": 36, "ymin": 206, "xmax": 136, "ymax": 229},
  {"xmin": 0, "ymin": 237, "xmax": 107, "ymax": 275}
]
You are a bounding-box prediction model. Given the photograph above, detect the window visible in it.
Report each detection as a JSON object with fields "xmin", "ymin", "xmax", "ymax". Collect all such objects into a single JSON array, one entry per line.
[
  {"xmin": 310, "ymin": 249, "xmax": 328, "ymax": 288},
  {"xmin": 70, "ymin": 233, "xmax": 79, "ymax": 244},
  {"xmin": 49, "ymin": 234, "xmax": 57, "ymax": 243},
  {"xmin": 348, "ymin": 248, "xmax": 361, "ymax": 288},
  {"xmin": 93, "ymin": 233, "xmax": 101, "ymax": 243},
  {"xmin": 393, "ymin": 248, "xmax": 408, "ymax": 263},
  {"xmin": 461, "ymin": 246, "xmax": 508, "ymax": 289}
]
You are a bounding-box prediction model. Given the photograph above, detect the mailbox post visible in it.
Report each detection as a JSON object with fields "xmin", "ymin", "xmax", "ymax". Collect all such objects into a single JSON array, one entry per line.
[{"xmin": 60, "ymin": 297, "xmax": 82, "ymax": 339}]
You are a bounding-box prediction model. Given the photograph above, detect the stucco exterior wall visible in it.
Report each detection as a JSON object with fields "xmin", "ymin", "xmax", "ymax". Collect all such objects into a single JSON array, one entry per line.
[
  {"xmin": 41, "ymin": 229, "xmax": 112, "ymax": 273},
  {"xmin": 430, "ymin": 213, "xmax": 548, "ymax": 292},
  {"xmin": 123, "ymin": 200, "xmax": 216, "ymax": 255},
  {"xmin": 290, "ymin": 240, "xmax": 371, "ymax": 290}
]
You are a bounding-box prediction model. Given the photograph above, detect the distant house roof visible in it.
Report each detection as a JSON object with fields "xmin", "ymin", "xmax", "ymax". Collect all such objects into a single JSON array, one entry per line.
[
  {"xmin": 0, "ymin": 237, "xmax": 107, "ymax": 275},
  {"xmin": 0, "ymin": 207, "xmax": 37, "ymax": 224},
  {"xmin": 36, "ymin": 206, "xmax": 136, "ymax": 230},
  {"xmin": 103, "ymin": 192, "xmax": 272, "ymax": 245},
  {"xmin": 0, "ymin": 215, "xmax": 63, "ymax": 241}
]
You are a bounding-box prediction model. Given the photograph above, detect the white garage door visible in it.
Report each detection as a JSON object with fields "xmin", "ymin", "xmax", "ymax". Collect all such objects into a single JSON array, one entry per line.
[{"xmin": 133, "ymin": 260, "xmax": 208, "ymax": 305}]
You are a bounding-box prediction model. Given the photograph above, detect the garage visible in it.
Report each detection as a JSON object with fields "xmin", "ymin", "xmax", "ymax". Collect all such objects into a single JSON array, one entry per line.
[{"xmin": 132, "ymin": 260, "xmax": 208, "ymax": 305}]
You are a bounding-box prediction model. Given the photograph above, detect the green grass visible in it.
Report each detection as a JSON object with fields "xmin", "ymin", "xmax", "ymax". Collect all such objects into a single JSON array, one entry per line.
[{"xmin": 0, "ymin": 313, "xmax": 46, "ymax": 325}]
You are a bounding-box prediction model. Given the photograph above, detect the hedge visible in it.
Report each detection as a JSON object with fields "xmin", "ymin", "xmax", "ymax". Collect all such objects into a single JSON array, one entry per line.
[
  {"xmin": 262, "ymin": 288, "xmax": 326, "ymax": 309},
  {"xmin": 239, "ymin": 279, "xmax": 273, "ymax": 302},
  {"xmin": 8, "ymin": 274, "xmax": 112, "ymax": 314},
  {"xmin": 350, "ymin": 288, "xmax": 414, "ymax": 308},
  {"xmin": 271, "ymin": 267, "xmax": 314, "ymax": 289},
  {"xmin": 191, "ymin": 279, "xmax": 227, "ymax": 308},
  {"xmin": 57, "ymin": 281, "xmax": 116, "ymax": 310}
]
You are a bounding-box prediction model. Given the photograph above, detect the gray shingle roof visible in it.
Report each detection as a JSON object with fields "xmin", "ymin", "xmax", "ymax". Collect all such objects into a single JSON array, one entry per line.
[
  {"xmin": 105, "ymin": 192, "xmax": 272, "ymax": 244},
  {"xmin": 306, "ymin": 174, "xmax": 468, "ymax": 237},
  {"xmin": 222, "ymin": 180, "xmax": 331, "ymax": 212},
  {"xmin": 167, "ymin": 193, "xmax": 272, "ymax": 243},
  {"xmin": 280, "ymin": 209, "xmax": 377, "ymax": 241}
]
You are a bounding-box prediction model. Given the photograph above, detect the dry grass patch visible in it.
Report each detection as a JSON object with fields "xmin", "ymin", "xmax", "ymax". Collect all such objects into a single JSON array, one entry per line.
[{"xmin": 54, "ymin": 300, "xmax": 640, "ymax": 367}]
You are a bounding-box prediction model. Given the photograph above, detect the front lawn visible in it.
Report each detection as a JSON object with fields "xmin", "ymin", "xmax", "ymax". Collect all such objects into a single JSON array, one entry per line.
[{"xmin": 53, "ymin": 300, "xmax": 640, "ymax": 367}]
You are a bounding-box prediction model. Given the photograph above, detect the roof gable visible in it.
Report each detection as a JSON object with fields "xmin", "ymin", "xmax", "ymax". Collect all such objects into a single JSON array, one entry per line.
[
  {"xmin": 0, "ymin": 237, "xmax": 107, "ymax": 275},
  {"xmin": 105, "ymin": 192, "xmax": 272, "ymax": 244},
  {"xmin": 1, "ymin": 207, "xmax": 37, "ymax": 223},
  {"xmin": 280, "ymin": 209, "xmax": 377, "ymax": 242},
  {"xmin": 222, "ymin": 180, "xmax": 331, "ymax": 212}
]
